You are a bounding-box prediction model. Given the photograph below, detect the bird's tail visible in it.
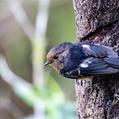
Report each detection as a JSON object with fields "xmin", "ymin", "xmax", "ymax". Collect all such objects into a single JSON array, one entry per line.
[{"xmin": 105, "ymin": 58, "xmax": 119, "ymax": 69}]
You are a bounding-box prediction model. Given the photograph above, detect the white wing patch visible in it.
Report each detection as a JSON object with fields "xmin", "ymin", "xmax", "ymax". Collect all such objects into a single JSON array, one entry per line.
[
  {"xmin": 80, "ymin": 63, "xmax": 88, "ymax": 68},
  {"xmin": 80, "ymin": 58, "xmax": 93, "ymax": 68},
  {"xmin": 82, "ymin": 44, "xmax": 90, "ymax": 49}
]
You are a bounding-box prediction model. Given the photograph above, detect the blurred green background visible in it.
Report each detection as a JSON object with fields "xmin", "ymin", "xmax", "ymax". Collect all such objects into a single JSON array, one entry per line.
[{"xmin": 0, "ymin": 0, "xmax": 76, "ymax": 119}]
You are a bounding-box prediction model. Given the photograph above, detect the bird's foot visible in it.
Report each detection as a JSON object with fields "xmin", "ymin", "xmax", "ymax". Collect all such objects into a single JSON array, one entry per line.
[{"xmin": 60, "ymin": 69, "xmax": 78, "ymax": 79}]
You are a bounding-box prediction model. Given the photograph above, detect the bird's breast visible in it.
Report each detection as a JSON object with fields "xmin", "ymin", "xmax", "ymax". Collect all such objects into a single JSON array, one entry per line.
[{"xmin": 50, "ymin": 60, "xmax": 64, "ymax": 71}]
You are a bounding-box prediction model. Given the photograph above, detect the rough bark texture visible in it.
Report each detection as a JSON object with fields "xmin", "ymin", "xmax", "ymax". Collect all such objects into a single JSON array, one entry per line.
[{"xmin": 73, "ymin": 0, "xmax": 119, "ymax": 119}]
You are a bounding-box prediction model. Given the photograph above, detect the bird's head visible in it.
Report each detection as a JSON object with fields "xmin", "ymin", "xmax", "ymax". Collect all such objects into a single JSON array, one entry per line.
[{"xmin": 44, "ymin": 42, "xmax": 73, "ymax": 71}]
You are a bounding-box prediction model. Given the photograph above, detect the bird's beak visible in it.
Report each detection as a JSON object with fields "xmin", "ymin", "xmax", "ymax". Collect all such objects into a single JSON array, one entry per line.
[{"xmin": 44, "ymin": 61, "xmax": 51, "ymax": 66}]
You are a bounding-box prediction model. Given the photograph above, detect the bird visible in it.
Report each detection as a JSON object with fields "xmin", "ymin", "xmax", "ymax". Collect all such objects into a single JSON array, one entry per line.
[{"xmin": 44, "ymin": 42, "xmax": 119, "ymax": 79}]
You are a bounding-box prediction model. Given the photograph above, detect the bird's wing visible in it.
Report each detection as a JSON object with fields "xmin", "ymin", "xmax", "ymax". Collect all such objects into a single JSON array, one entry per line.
[
  {"xmin": 81, "ymin": 44, "xmax": 119, "ymax": 73},
  {"xmin": 63, "ymin": 43, "xmax": 119, "ymax": 77},
  {"xmin": 80, "ymin": 58, "xmax": 119, "ymax": 76},
  {"xmin": 82, "ymin": 44, "xmax": 118, "ymax": 58},
  {"xmin": 104, "ymin": 58, "xmax": 119, "ymax": 69}
]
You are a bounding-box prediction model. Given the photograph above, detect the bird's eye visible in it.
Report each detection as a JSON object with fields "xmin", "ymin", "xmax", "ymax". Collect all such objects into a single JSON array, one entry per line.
[{"xmin": 53, "ymin": 55, "xmax": 58, "ymax": 59}]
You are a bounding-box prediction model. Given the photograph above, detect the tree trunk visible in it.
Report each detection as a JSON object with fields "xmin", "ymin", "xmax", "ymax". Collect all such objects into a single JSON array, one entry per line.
[{"xmin": 73, "ymin": 0, "xmax": 119, "ymax": 118}]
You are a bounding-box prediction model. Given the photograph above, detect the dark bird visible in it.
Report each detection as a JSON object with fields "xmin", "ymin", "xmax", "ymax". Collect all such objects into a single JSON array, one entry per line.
[{"xmin": 44, "ymin": 42, "xmax": 119, "ymax": 79}]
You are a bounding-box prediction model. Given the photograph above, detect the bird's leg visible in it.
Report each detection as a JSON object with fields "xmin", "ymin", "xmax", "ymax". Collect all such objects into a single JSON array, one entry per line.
[
  {"xmin": 59, "ymin": 68, "xmax": 78, "ymax": 79},
  {"xmin": 65, "ymin": 68, "xmax": 81, "ymax": 78}
]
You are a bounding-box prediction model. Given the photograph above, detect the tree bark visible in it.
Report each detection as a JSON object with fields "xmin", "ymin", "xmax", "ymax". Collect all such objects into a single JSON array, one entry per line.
[{"xmin": 73, "ymin": 0, "xmax": 119, "ymax": 119}]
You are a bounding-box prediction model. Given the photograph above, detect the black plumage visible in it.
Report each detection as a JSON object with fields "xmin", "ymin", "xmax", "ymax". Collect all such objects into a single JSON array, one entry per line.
[{"xmin": 45, "ymin": 42, "xmax": 119, "ymax": 79}]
